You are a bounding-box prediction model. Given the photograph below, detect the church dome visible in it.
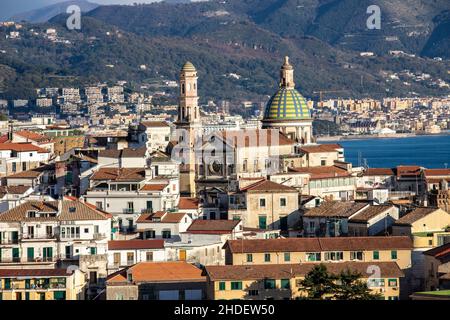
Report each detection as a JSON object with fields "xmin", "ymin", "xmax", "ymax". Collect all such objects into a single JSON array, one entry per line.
[
  {"xmin": 263, "ymin": 56, "xmax": 311, "ymax": 122},
  {"xmin": 263, "ymin": 88, "xmax": 311, "ymax": 121},
  {"xmin": 182, "ymin": 61, "xmax": 197, "ymax": 72}
]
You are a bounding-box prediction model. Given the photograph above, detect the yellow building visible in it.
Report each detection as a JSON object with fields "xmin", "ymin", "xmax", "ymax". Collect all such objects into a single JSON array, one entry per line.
[
  {"xmin": 391, "ymin": 207, "xmax": 450, "ymax": 248},
  {"xmin": 204, "ymin": 262, "xmax": 403, "ymax": 300},
  {"xmin": 228, "ymin": 179, "xmax": 299, "ymax": 232},
  {"xmin": 223, "ymin": 236, "xmax": 413, "ymax": 270},
  {"xmin": 0, "ymin": 269, "xmax": 86, "ymax": 300}
]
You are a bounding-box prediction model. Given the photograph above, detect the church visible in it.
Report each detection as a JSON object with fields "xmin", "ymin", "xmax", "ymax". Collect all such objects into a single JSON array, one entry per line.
[{"xmin": 172, "ymin": 57, "xmax": 343, "ymax": 202}]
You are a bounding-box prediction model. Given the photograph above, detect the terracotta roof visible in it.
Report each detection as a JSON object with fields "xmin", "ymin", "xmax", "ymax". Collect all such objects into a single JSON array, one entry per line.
[
  {"xmin": 140, "ymin": 184, "xmax": 168, "ymax": 192},
  {"xmin": 424, "ymin": 169, "xmax": 450, "ymax": 177},
  {"xmin": 141, "ymin": 121, "xmax": 170, "ymax": 128},
  {"xmin": 216, "ymin": 129, "xmax": 295, "ymax": 148},
  {"xmin": 106, "ymin": 261, "xmax": 205, "ymax": 284},
  {"xmin": 99, "ymin": 147, "xmax": 147, "ymax": 159},
  {"xmin": 304, "ymin": 201, "xmax": 368, "ymax": 218},
  {"xmin": 0, "ymin": 185, "xmax": 31, "ymax": 197},
  {"xmin": 185, "ymin": 220, "xmax": 240, "ymax": 234},
  {"xmin": 108, "ymin": 240, "xmax": 165, "ymax": 250},
  {"xmin": 299, "ymin": 144, "xmax": 342, "ymax": 154},
  {"xmin": 396, "ymin": 166, "xmax": 421, "ymax": 177},
  {"xmin": 291, "ymin": 166, "xmax": 350, "ymax": 180},
  {"xmin": 0, "ymin": 142, "xmax": 49, "ymax": 153},
  {"xmin": 178, "ymin": 197, "xmax": 199, "ymax": 210},
  {"xmin": 15, "ymin": 130, "xmax": 50, "ymax": 143},
  {"xmin": 224, "ymin": 236, "xmax": 413, "ymax": 253},
  {"xmin": 136, "ymin": 212, "xmax": 187, "ymax": 224},
  {"xmin": 241, "ymin": 180, "xmax": 297, "ymax": 192},
  {"xmin": 0, "ymin": 269, "xmax": 72, "ymax": 277},
  {"xmin": 394, "ymin": 207, "xmax": 442, "ymax": 226},
  {"xmin": 0, "ymin": 200, "xmax": 110, "ymax": 222},
  {"xmin": 349, "ymin": 205, "xmax": 396, "ymax": 223},
  {"xmin": 423, "ymin": 243, "xmax": 450, "ymax": 260},
  {"xmin": 364, "ymin": 168, "xmax": 395, "ymax": 176},
  {"xmin": 204, "ymin": 262, "xmax": 404, "ymax": 281},
  {"xmin": 91, "ymin": 168, "xmax": 145, "ymax": 181}
]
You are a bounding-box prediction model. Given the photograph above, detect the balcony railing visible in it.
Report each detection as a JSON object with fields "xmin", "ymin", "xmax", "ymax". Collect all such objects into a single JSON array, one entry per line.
[
  {"xmin": 0, "ymin": 257, "xmax": 56, "ymax": 264},
  {"xmin": 0, "ymin": 239, "xmax": 19, "ymax": 245},
  {"xmin": 93, "ymin": 233, "xmax": 107, "ymax": 240},
  {"xmin": 123, "ymin": 208, "xmax": 134, "ymax": 214},
  {"xmin": 21, "ymin": 234, "xmax": 56, "ymax": 241}
]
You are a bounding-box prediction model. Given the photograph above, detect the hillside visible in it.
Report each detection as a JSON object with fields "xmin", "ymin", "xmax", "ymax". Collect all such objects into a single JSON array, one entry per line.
[{"xmin": 0, "ymin": 0, "xmax": 448, "ymax": 102}]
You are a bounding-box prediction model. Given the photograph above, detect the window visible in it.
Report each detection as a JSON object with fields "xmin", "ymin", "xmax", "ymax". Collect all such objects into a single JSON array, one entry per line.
[
  {"xmin": 388, "ymin": 279, "xmax": 398, "ymax": 287},
  {"xmin": 373, "ymin": 251, "xmax": 380, "ymax": 260},
  {"xmin": 22, "ymin": 162, "xmax": 27, "ymax": 171},
  {"xmin": 280, "ymin": 198, "xmax": 287, "ymax": 207},
  {"xmin": 248, "ymin": 290, "xmax": 259, "ymax": 296},
  {"xmin": 259, "ymin": 198, "xmax": 266, "ymax": 208},
  {"xmin": 368, "ymin": 278, "xmax": 385, "ymax": 287},
  {"xmin": 306, "ymin": 252, "xmax": 321, "ymax": 262},
  {"xmin": 280, "ymin": 279, "xmax": 290, "ymax": 289},
  {"xmin": 246, "ymin": 254, "xmax": 253, "ymax": 263},
  {"xmin": 162, "ymin": 230, "xmax": 171, "ymax": 239},
  {"xmin": 127, "ymin": 252, "xmax": 134, "ymax": 264},
  {"xmin": 324, "ymin": 251, "xmax": 343, "ymax": 261},
  {"xmin": 219, "ymin": 282, "xmax": 226, "ymax": 291},
  {"xmin": 284, "ymin": 252, "xmax": 290, "ymax": 262},
  {"xmin": 90, "ymin": 247, "xmax": 97, "ymax": 255},
  {"xmin": 95, "ymin": 202, "xmax": 103, "ymax": 210},
  {"xmin": 231, "ymin": 282, "xmax": 242, "ymax": 290},
  {"xmin": 391, "ymin": 250, "xmax": 397, "ymax": 260},
  {"xmin": 350, "ymin": 251, "xmax": 363, "ymax": 261},
  {"xmin": 264, "ymin": 279, "xmax": 276, "ymax": 289},
  {"xmin": 264, "ymin": 253, "xmax": 271, "ymax": 262},
  {"xmin": 84, "ymin": 228, "xmax": 89, "ymax": 233}
]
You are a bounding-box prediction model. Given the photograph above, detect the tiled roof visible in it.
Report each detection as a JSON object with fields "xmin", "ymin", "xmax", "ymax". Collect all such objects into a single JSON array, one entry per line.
[
  {"xmin": 395, "ymin": 207, "xmax": 442, "ymax": 226},
  {"xmin": 15, "ymin": 130, "xmax": 50, "ymax": 143},
  {"xmin": 0, "ymin": 200, "xmax": 110, "ymax": 222},
  {"xmin": 364, "ymin": 168, "xmax": 395, "ymax": 176},
  {"xmin": 0, "ymin": 142, "xmax": 49, "ymax": 153},
  {"xmin": 141, "ymin": 184, "xmax": 168, "ymax": 191},
  {"xmin": 185, "ymin": 220, "xmax": 240, "ymax": 234},
  {"xmin": 241, "ymin": 179, "xmax": 297, "ymax": 192},
  {"xmin": 0, "ymin": 269, "xmax": 72, "ymax": 277},
  {"xmin": 106, "ymin": 261, "xmax": 205, "ymax": 284},
  {"xmin": 178, "ymin": 197, "xmax": 199, "ymax": 210},
  {"xmin": 299, "ymin": 144, "xmax": 342, "ymax": 154},
  {"xmin": 141, "ymin": 121, "xmax": 170, "ymax": 128},
  {"xmin": 423, "ymin": 243, "xmax": 450, "ymax": 260},
  {"xmin": 136, "ymin": 212, "xmax": 187, "ymax": 224},
  {"xmin": 291, "ymin": 166, "xmax": 350, "ymax": 180},
  {"xmin": 349, "ymin": 205, "xmax": 395, "ymax": 223},
  {"xmin": 304, "ymin": 201, "xmax": 368, "ymax": 218},
  {"xmin": 424, "ymin": 169, "xmax": 450, "ymax": 177},
  {"xmin": 204, "ymin": 262, "xmax": 404, "ymax": 281},
  {"xmin": 91, "ymin": 168, "xmax": 145, "ymax": 181},
  {"xmin": 99, "ymin": 147, "xmax": 147, "ymax": 159},
  {"xmin": 0, "ymin": 185, "xmax": 31, "ymax": 197},
  {"xmin": 217, "ymin": 129, "xmax": 295, "ymax": 148},
  {"xmin": 396, "ymin": 166, "xmax": 421, "ymax": 177},
  {"xmin": 108, "ymin": 240, "xmax": 165, "ymax": 250},
  {"xmin": 224, "ymin": 236, "xmax": 413, "ymax": 253}
]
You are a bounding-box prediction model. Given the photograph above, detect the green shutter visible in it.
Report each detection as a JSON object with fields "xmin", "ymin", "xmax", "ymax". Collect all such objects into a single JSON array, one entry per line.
[
  {"xmin": 373, "ymin": 251, "xmax": 379, "ymax": 260},
  {"xmin": 391, "ymin": 250, "xmax": 397, "ymax": 260},
  {"xmin": 258, "ymin": 216, "xmax": 267, "ymax": 229},
  {"xmin": 219, "ymin": 282, "xmax": 226, "ymax": 291},
  {"xmin": 281, "ymin": 279, "xmax": 290, "ymax": 289},
  {"xmin": 284, "ymin": 252, "xmax": 290, "ymax": 262},
  {"xmin": 54, "ymin": 291, "xmax": 66, "ymax": 300},
  {"xmin": 27, "ymin": 247, "xmax": 34, "ymax": 260}
]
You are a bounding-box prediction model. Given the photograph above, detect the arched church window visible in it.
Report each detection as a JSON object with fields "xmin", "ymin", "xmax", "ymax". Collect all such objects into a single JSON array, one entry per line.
[{"xmin": 181, "ymin": 84, "xmax": 185, "ymax": 94}]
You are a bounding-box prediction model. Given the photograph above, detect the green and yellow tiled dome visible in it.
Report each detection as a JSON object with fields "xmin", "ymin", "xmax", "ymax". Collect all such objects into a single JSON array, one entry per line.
[{"xmin": 263, "ymin": 87, "xmax": 311, "ymax": 121}]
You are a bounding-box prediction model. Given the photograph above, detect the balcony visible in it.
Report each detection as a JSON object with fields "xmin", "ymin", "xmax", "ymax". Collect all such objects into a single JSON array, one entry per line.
[
  {"xmin": 123, "ymin": 208, "xmax": 134, "ymax": 214},
  {"xmin": 0, "ymin": 257, "xmax": 56, "ymax": 264},
  {"xmin": 93, "ymin": 233, "xmax": 107, "ymax": 240},
  {"xmin": 21, "ymin": 234, "xmax": 57, "ymax": 241},
  {"xmin": 0, "ymin": 239, "xmax": 19, "ymax": 245}
]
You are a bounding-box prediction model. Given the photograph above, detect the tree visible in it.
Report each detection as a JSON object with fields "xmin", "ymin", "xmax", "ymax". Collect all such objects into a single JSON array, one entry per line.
[
  {"xmin": 298, "ymin": 264, "xmax": 384, "ymax": 300},
  {"xmin": 334, "ymin": 269, "xmax": 383, "ymax": 300},
  {"xmin": 297, "ymin": 264, "xmax": 337, "ymax": 300}
]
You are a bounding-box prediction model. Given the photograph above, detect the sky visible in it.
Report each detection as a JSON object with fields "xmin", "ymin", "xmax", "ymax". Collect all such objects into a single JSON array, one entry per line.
[{"xmin": 0, "ymin": 0, "xmax": 165, "ymax": 21}]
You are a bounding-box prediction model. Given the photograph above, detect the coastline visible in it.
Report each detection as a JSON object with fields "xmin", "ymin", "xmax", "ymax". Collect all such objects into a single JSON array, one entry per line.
[{"xmin": 317, "ymin": 131, "xmax": 450, "ymax": 142}]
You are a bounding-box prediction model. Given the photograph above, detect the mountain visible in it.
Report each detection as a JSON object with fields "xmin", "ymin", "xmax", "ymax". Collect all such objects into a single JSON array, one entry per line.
[
  {"xmin": 10, "ymin": 0, "xmax": 100, "ymax": 23},
  {"xmin": 0, "ymin": 0, "xmax": 448, "ymax": 103}
]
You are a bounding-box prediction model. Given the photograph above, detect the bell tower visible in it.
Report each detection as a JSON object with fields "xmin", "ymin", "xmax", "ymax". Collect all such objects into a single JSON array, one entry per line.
[
  {"xmin": 280, "ymin": 56, "xmax": 295, "ymax": 89},
  {"xmin": 175, "ymin": 61, "xmax": 201, "ymax": 197}
]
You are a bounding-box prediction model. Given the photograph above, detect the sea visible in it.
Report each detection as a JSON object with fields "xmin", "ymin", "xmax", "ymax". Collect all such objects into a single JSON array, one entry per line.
[{"xmin": 324, "ymin": 134, "xmax": 450, "ymax": 169}]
